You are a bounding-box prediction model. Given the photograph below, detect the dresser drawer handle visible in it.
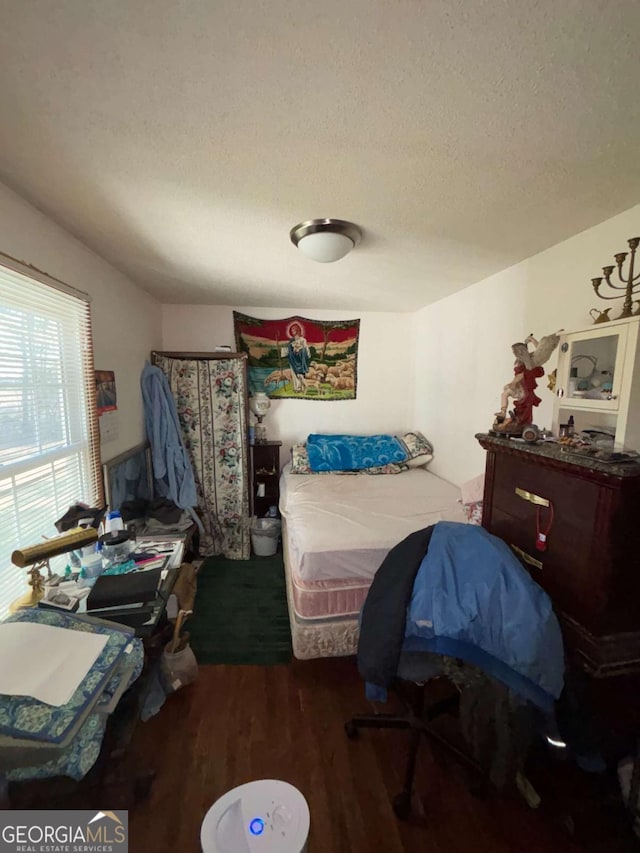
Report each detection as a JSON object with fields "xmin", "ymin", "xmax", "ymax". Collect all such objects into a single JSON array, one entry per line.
[
  {"xmin": 511, "ymin": 544, "xmax": 543, "ymax": 570},
  {"xmin": 515, "ymin": 487, "xmax": 549, "ymax": 508}
]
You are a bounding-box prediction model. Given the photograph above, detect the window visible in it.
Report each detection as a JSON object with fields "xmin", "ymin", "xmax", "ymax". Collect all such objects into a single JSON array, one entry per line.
[{"xmin": 0, "ymin": 256, "xmax": 102, "ymax": 618}]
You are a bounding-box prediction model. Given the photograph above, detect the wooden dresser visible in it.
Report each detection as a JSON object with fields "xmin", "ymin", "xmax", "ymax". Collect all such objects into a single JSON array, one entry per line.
[{"xmin": 477, "ymin": 433, "xmax": 640, "ymax": 677}]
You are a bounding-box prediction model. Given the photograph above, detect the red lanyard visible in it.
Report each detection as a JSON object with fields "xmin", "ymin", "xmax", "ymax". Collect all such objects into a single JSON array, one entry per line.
[{"xmin": 536, "ymin": 501, "xmax": 554, "ymax": 552}]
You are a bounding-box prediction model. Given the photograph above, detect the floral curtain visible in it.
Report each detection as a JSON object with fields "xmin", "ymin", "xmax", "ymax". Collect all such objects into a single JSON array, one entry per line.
[{"xmin": 153, "ymin": 354, "xmax": 250, "ymax": 559}]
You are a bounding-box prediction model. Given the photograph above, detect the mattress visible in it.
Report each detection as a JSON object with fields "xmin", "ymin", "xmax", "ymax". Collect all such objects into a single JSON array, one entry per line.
[
  {"xmin": 279, "ymin": 463, "xmax": 466, "ymax": 622},
  {"xmin": 282, "ymin": 519, "xmax": 361, "ymax": 659},
  {"xmin": 289, "ymin": 565, "xmax": 370, "ymax": 621}
]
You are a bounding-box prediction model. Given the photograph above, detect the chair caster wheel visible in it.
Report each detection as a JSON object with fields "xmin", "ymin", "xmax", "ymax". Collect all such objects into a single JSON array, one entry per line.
[
  {"xmin": 392, "ymin": 791, "xmax": 411, "ymax": 820},
  {"xmin": 344, "ymin": 721, "xmax": 359, "ymax": 740}
]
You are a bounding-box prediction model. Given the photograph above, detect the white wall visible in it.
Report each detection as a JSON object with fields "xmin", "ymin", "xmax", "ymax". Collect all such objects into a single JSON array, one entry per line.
[
  {"xmin": 0, "ymin": 181, "xmax": 161, "ymax": 460},
  {"xmin": 161, "ymin": 305, "xmax": 413, "ymax": 461},
  {"xmin": 6, "ymin": 171, "xmax": 634, "ymax": 486},
  {"xmin": 414, "ymin": 203, "xmax": 640, "ymax": 486}
]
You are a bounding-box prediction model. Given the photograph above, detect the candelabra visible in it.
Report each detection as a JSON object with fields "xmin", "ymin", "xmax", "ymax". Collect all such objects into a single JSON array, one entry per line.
[{"xmin": 591, "ymin": 236, "xmax": 640, "ymax": 319}]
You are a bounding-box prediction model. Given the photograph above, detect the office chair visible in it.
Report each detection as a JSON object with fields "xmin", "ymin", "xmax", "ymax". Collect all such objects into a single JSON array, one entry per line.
[
  {"xmin": 345, "ymin": 651, "xmax": 483, "ymax": 820},
  {"xmin": 346, "ymin": 521, "xmax": 564, "ymax": 820}
]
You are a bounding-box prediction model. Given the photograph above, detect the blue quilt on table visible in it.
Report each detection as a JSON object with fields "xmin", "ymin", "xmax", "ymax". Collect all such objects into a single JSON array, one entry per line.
[
  {"xmin": 306, "ymin": 433, "xmax": 409, "ymax": 471},
  {"xmin": 2, "ymin": 610, "xmax": 144, "ymax": 783},
  {"xmin": 0, "ymin": 610, "xmax": 141, "ymax": 744}
]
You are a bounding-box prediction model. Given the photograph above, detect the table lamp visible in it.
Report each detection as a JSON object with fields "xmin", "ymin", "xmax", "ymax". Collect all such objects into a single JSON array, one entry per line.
[
  {"xmin": 10, "ymin": 526, "xmax": 99, "ymax": 612},
  {"xmin": 249, "ymin": 392, "xmax": 271, "ymax": 444}
]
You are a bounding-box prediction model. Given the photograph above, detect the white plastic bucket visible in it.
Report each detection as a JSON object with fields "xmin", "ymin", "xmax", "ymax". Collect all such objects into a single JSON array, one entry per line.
[
  {"xmin": 251, "ymin": 532, "xmax": 278, "ymax": 556},
  {"xmin": 251, "ymin": 517, "xmax": 281, "ymax": 557}
]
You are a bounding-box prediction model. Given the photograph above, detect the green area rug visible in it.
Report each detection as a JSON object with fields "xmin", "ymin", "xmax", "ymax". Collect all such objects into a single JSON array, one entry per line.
[{"xmin": 188, "ymin": 553, "xmax": 292, "ymax": 665}]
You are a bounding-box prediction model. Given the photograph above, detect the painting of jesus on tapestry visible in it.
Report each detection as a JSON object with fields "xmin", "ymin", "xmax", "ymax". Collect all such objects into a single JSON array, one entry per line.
[{"xmin": 233, "ymin": 312, "xmax": 360, "ymax": 400}]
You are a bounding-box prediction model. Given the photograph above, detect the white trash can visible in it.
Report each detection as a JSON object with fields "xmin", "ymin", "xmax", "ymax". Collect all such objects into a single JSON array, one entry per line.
[
  {"xmin": 201, "ymin": 778, "xmax": 309, "ymax": 852},
  {"xmin": 251, "ymin": 517, "xmax": 281, "ymax": 557}
]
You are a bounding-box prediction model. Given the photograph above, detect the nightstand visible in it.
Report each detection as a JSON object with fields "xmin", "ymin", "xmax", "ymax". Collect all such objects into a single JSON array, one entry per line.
[{"xmin": 251, "ymin": 441, "xmax": 282, "ymax": 517}]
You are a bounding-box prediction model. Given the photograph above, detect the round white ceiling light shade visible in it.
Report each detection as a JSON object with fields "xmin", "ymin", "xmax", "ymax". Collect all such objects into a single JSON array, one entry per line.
[{"xmin": 289, "ymin": 219, "xmax": 362, "ymax": 263}]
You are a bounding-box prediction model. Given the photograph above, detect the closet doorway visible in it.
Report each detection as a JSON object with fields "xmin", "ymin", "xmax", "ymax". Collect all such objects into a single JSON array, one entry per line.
[{"xmin": 151, "ymin": 351, "xmax": 250, "ymax": 559}]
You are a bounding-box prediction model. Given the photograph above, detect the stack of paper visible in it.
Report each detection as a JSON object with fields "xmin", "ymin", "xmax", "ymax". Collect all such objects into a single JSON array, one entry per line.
[{"xmin": 0, "ymin": 623, "xmax": 108, "ymax": 707}]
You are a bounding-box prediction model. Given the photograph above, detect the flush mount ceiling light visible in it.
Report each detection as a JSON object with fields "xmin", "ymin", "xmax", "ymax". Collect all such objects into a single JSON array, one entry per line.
[{"xmin": 289, "ymin": 218, "xmax": 362, "ymax": 263}]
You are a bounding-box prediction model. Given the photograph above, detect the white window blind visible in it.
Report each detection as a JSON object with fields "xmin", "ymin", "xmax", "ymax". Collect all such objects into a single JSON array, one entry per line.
[{"xmin": 0, "ymin": 258, "xmax": 102, "ymax": 619}]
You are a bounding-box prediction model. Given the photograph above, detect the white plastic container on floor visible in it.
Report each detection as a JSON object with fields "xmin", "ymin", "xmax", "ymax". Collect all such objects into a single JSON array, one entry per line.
[{"xmin": 250, "ymin": 517, "xmax": 281, "ymax": 556}]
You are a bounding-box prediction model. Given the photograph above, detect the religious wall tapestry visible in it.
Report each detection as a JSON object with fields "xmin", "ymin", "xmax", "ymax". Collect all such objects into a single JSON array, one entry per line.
[{"xmin": 233, "ymin": 312, "xmax": 360, "ymax": 400}]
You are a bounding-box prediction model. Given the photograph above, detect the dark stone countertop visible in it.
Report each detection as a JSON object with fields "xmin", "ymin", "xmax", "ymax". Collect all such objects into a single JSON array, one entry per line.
[{"xmin": 475, "ymin": 432, "xmax": 640, "ymax": 479}]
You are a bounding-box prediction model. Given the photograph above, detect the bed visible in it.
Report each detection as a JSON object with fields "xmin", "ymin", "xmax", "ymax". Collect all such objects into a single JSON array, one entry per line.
[{"xmin": 279, "ymin": 459, "xmax": 468, "ymax": 659}]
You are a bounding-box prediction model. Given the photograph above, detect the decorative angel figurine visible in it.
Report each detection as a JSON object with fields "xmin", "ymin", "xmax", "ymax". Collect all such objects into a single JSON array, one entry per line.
[{"xmin": 492, "ymin": 332, "xmax": 561, "ymax": 435}]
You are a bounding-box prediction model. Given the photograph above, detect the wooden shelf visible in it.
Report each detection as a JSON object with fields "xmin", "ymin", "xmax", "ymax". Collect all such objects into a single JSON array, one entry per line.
[{"xmin": 251, "ymin": 441, "xmax": 282, "ymax": 517}]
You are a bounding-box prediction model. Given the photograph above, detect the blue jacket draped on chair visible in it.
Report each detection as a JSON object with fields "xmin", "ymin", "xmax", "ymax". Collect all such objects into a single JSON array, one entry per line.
[{"xmin": 359, "ymin": 521, "xmax": 564, "ymax": 713}]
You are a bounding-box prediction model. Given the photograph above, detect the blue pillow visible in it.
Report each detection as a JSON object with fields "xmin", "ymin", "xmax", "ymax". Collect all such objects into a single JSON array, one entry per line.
[{"xmin": 307, "ymin": 434, "xmax": 409, "ymax": 471}]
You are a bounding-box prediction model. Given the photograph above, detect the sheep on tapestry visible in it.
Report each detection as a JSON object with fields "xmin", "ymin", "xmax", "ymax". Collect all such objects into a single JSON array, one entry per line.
[{"xmin": 233, "ymin": 312, "xmax": 360, "ymax": 400}]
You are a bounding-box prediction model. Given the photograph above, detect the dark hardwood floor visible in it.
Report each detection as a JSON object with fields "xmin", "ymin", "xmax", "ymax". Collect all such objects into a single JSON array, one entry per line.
[{"xmin": 126, "ymin": 657, "xmax": 636, "ymax": 852}]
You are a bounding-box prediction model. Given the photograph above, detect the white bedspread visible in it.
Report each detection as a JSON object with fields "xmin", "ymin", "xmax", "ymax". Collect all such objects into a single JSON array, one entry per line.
[{"xmin": 279, "ymin": 464, "xmax": 466, "ymax": 583}]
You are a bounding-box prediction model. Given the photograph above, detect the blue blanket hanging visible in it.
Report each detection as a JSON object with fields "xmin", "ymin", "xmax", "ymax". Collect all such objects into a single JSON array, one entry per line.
[{"xmin": 140, "ymin": 362, "xmax": 198, "ymax": 510}]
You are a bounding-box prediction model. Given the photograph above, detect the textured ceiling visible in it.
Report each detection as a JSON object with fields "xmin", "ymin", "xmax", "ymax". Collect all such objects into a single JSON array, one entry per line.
[{"xmin": 1, "ymin": 1, "xmax": 640, "ymax": 311}]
